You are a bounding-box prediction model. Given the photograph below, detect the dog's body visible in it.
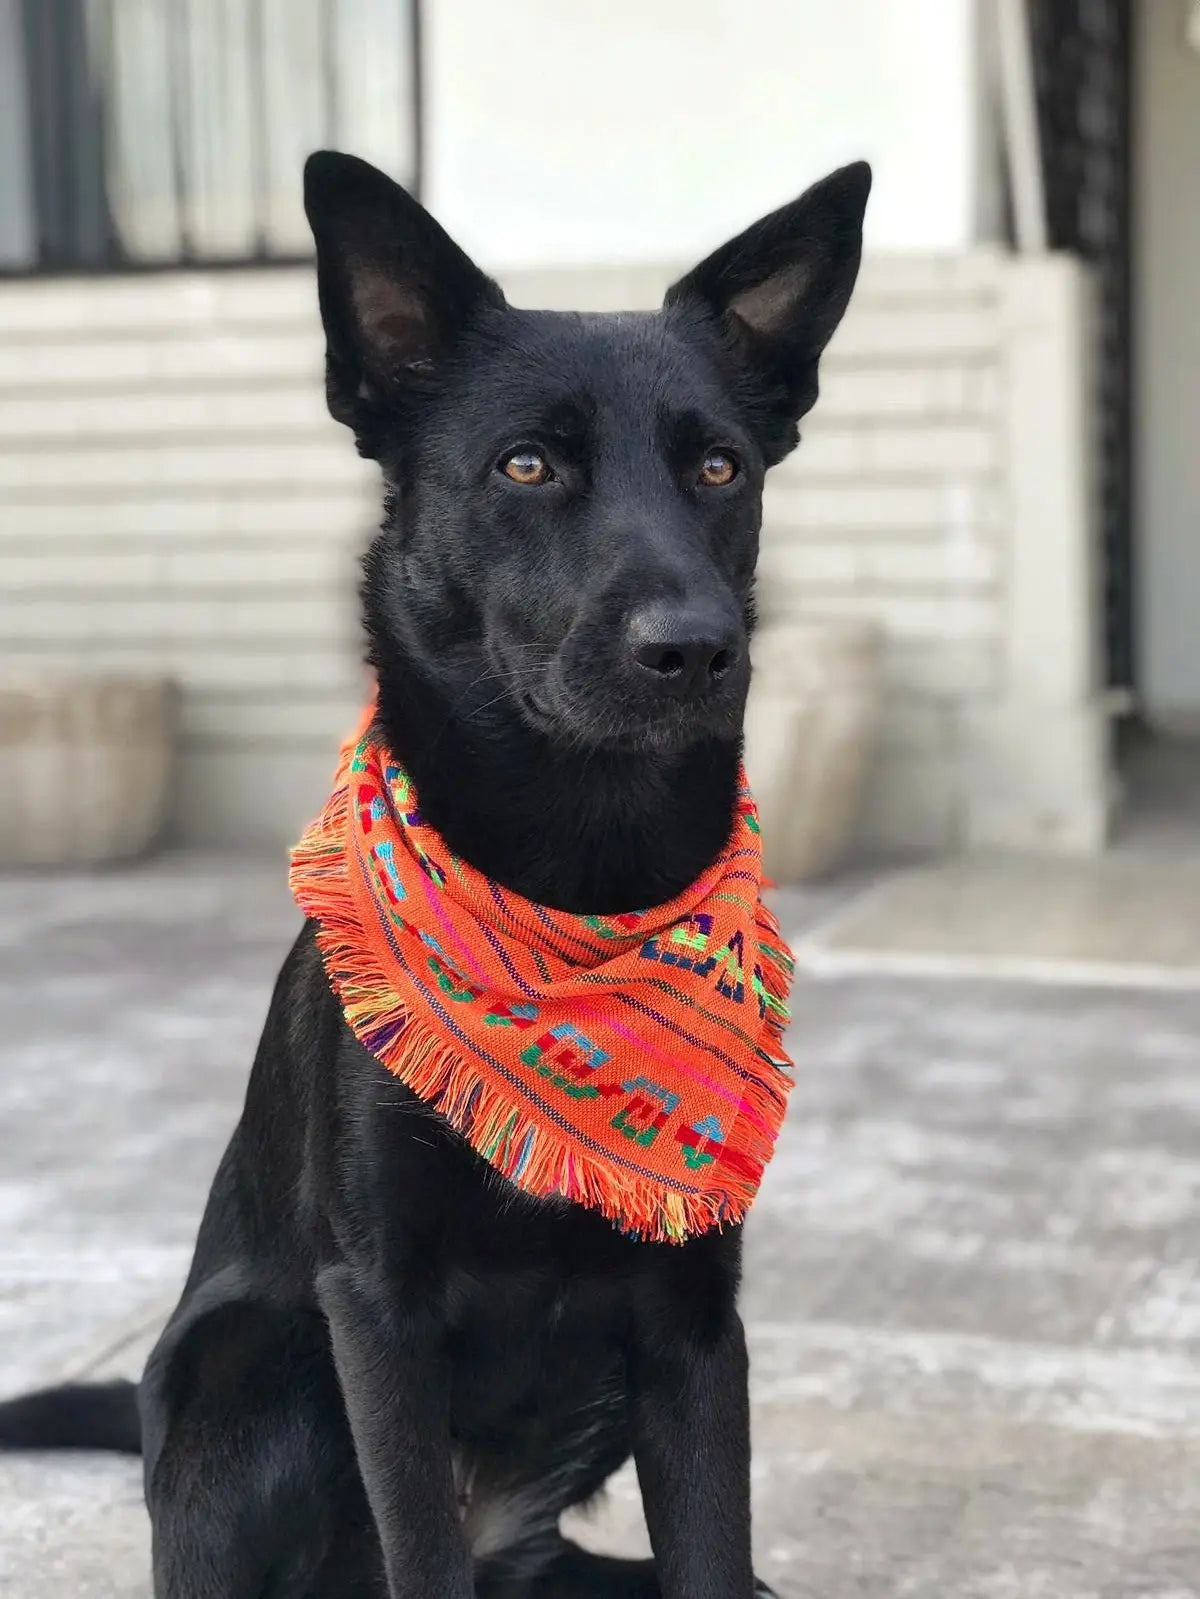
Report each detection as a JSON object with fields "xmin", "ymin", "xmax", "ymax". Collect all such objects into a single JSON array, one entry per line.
[
  {"xmin": 0, "ymin": 153, "xmax": 868, "ymax": 1598},
  {"xmin": 138, "ymin": 928, "xmax": 746, "ymax": 1599}
]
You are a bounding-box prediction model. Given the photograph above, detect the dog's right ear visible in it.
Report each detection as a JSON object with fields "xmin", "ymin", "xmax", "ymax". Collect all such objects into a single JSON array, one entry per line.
[{"xmin": 304, "ymin": 151, "xmax": 505, "ymax": 455}]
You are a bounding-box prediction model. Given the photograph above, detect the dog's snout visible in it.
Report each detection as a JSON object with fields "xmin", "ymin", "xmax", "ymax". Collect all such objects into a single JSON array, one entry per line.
[{"xmin": 628, "ymin": 605, "xmax": 740, "ymax": 699}]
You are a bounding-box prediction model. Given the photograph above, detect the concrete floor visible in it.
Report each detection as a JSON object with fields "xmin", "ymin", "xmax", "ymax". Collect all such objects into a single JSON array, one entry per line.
[
  {"xmin": 4, "ymin": 852, "xmax": 1200, "ymax": 1596},
  {"xmin": 795, "ymin": 852, "xmax": 1200, "ymax": 986}
]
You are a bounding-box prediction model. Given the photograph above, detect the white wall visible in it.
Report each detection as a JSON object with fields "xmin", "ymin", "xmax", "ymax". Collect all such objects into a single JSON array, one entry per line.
[
  {"xmin": 423, "ymin": 0, "xmax": 988, "ymax": 267},
  {"xmin": 0, "ymin": 271, "xmax": 377, "ymax": 849},
  {"xmin": 0, "ymin": 252, "xmax": 1109, "ymax": 855},
  {"xmin": 1136, "ymin": 0, "xmax": 1200, "ymax": 725}
]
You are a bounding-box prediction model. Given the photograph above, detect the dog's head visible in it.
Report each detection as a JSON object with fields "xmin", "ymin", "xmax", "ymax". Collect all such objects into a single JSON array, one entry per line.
[{"xmin": 305, "ymin": 153, "xmax": 869, "ymax": 755}]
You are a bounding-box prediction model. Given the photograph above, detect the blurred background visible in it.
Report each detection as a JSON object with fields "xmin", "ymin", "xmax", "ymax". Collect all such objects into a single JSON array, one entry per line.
[
  {"xmin": 3, "ymin": 4, "xmax": 1200, "ymax": 1596},
  {"xmin": 2, "ymin": 0, "xmax": 1195, "ymax": 859}
]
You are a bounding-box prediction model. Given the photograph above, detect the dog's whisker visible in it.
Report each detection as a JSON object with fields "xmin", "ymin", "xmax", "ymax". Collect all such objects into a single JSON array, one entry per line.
[{"xmin": 466, "ymin": 687, "xmax": 524, "ymax": 720}]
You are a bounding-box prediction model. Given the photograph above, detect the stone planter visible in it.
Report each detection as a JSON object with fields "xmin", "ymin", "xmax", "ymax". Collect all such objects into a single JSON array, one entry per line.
[
  {"xmin": 0, "ymin": 672, "xmax": 177, "ymax": 867},
  {"xmin": 744, "ymin": 618, "xmax": 881, "ymax": 883}
]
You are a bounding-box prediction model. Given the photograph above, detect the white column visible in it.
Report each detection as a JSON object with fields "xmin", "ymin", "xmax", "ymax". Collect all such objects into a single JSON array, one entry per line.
[{"xmin": 960, "ymin": 254, "xmax": 1114, "ymax": 852}]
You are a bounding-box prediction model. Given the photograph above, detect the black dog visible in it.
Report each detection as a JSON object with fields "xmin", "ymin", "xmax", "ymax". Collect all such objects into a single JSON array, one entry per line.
[{"xmin": 0, "ymin": 151, "xmax": 868, "ymax": 1598}]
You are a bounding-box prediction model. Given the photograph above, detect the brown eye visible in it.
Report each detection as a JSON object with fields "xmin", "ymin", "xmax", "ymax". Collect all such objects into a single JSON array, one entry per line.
[
  {"xmin": 699, "ymin": 449, "xmax": 738, "ymax": 486},
  {"xmin": 500, "ymin": 450, "xmax": 552, "ymax": 485}
]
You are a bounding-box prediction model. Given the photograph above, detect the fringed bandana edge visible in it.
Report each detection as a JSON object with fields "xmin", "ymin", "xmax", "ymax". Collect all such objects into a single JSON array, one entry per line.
[{"xmin": 290, "ymin": 709, "xmax": 795, "ymax": 1242}]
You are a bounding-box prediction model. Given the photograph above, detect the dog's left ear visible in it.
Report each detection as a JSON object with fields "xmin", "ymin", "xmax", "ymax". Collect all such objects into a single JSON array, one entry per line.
[{"xmin": 665, "ymin": 162, "xmax": 871, "ymax": 461}]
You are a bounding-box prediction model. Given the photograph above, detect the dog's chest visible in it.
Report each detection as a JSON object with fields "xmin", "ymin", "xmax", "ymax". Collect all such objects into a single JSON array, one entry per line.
[
  {"xmin": 444, "ymin": 1253, "xmax": 628, "ymax": 1431},
  {"xmin": 441, "ymin": 1252, "xmax": 633, "ymax": 1556},
  {"xmin": 421, "ymin": 1150, "xmax": 640, "ymax": 1435}
]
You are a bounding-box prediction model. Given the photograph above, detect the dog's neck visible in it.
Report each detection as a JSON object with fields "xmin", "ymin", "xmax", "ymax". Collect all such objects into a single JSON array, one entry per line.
[{"xmin": 372, "ymin": 658, "xmax": 742, "ymax": 915}]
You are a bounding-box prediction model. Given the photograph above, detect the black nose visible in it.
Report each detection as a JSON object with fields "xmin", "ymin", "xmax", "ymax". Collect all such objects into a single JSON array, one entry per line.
[{"xmin": 628, "ymin": 605, "xmax": 740, "ymax": 699}]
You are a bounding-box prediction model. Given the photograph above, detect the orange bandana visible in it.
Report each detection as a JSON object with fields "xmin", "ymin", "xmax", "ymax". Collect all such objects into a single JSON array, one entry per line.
[{"xmin": 290, "ymin": 710, "xmax": 794, "ymax": 1242}]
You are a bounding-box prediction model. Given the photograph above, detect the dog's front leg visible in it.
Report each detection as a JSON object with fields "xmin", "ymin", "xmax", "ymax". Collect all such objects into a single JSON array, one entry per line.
[
  {"xmin": 630, "ymin": 1285, "xmax": 755, "ymax": 1599},
  {"xmin": 318, "ymin": 1263, "xmax": 473, "ymax": 1599}
]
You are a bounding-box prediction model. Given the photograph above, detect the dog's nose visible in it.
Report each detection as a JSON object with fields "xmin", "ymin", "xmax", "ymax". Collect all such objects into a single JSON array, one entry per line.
[{"xmin": 628, "ymin": 605, "xmax": 740, "ymax": 699}]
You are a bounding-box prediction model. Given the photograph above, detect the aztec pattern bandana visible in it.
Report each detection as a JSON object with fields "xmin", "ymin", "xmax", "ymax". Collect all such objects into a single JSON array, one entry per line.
[{"xmin": 290, "ymin": 709, "xmax": 795, "ymax": 1243}]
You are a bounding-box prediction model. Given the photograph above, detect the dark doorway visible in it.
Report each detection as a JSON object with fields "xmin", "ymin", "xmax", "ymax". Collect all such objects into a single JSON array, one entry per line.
[{"xmin": 1028, "ymin": 0, "xmax": 1134, "ymax": 694}]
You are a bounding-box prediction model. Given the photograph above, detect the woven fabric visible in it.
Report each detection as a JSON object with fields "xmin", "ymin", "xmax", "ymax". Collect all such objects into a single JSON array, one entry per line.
[{"xmin": 289, "ymin": 709, "xmax": 795, "ymax": 1242}]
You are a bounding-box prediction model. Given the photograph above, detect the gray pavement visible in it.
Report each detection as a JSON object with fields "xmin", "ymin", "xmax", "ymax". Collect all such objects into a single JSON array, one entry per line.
[{"xmin": 3, "ymin": 854, "xmax": 1200, "ymax": 1596}]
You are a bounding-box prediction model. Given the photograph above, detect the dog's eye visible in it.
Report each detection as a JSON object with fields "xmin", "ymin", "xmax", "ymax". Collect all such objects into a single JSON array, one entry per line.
[
  {"xmin": 500, "ymin": 450, "xmax": 552, "ymax": 486},
  {"xmin": 699, "ymin": 450, "xmax": 738, "ymax": 487}
]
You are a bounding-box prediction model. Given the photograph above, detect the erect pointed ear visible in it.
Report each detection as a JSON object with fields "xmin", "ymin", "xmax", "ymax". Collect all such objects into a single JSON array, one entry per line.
[
  {"xmin": 304, "ymin": 151, "xmax": 505, "ymax": 455},
  {"xmin": 665, "ymin": 162, "xmax": 871, "ymax": 461}
]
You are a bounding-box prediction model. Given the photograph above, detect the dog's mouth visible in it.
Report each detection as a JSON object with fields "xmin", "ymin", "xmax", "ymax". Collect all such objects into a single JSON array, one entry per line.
[
  {"xmin": 514, "ymin": 680, "xmax": 734, "ymax": 754},
  {"xmin": 495, "ymin": 636, "xmax": 744, "ymax": 753},
  {"xmin": 516, "ymin": 687, "xmax": 559, "ymax": 730}
]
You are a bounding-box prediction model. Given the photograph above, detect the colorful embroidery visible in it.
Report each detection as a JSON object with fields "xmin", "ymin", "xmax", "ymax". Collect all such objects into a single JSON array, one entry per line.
[
  {"xmin": 677, "ymin": 1115, "xmax": 726, "ymax": 1170},
  {"xmin": 290, "ymin": 709, "xmax": 794, "ymax": 1242},
  {"xmin": 521, "ymin": 1026, "xmax": 608, "ymax": 1100},
  {"xmin": 583, "ymin": 911, "xmax": 645, "ymax": 939},
  {"xmin": 485, "ymin": 1001, "xmax": 540, "ymax": 1029},
  {"xmin": 369, "ymin": 840, "xmax": 407, "ymax": 908},
  {"xmin": 711, "ymin": 931, "xmax": 746, "ymax": 1003},
  {"xmin": 612, "ymin": 1077, "xmax": 680, "ymax": 1148}
]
